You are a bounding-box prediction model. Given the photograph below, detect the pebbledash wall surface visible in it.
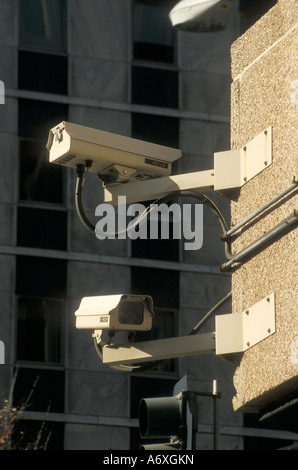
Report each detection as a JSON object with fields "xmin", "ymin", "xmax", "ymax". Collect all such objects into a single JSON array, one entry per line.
[
  {"xmin": 0, "ymin": 0, "xmax": 296, "ymax": 451},
  {"xmin": 229, "ymin": 0, "xmax": 298, "ymax": 416}
]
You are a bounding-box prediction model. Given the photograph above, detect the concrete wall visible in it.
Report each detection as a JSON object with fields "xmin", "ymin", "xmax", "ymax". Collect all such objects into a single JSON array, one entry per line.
[{"xmin": 230, "ymin": 0, "xmax": 298, "ymax": 413}]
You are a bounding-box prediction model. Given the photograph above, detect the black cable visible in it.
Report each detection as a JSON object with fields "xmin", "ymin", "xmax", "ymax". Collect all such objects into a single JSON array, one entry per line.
[
  {"xmin": 75, "ymin": 166, "xmax": 232, "ymax": 259},
  {"xmin": 188, "ymin": 291, "xmax": 232, "ymax": 335},
  {"xmin": 75, "ymin": 163, "xmax": 96, "ymax": 234},
  {"xmin": 154, "ymin": 190, "xmax": 233, "ymax": 259}
]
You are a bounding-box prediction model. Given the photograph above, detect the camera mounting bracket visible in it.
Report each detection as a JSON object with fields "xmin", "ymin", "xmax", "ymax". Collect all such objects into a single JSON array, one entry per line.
[
  {"xmin": 104, "ymin": 127, "xmax": 272, "ymax": 204},
  {"xmin": 99, "ymin": 293, "xmax": 275, "ymax": 366}
]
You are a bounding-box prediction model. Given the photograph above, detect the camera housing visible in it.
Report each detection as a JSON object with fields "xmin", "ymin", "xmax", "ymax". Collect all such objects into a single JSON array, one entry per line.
[
  {"xmin": 75, "ymin": 294, "xmax": 154, "ymax": 332},
  {"xmin": 169, "ymin": 0, "xmax": 234, "ymax": 32},
  {"xmin": 46, "ymin": 121, "xmax": 181, "ymax": 185}
]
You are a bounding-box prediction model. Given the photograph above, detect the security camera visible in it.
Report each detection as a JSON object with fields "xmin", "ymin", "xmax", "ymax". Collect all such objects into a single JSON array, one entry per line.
[
  {"xmin": 169, "ymin": 0, "xmax": 234, "ymax": 32},
  {"xmin": 75, "ymin": 294, "xmax": 154, "ymax": 332},
  {"xmin": 46, "ymin": 121, "xmax": 181, "ymax": 185}
]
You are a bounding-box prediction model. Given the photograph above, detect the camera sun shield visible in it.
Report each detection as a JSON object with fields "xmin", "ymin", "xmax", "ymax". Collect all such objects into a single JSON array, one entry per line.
[{"xmin": 75, "ymin": 294, "xmax": 154, "ymax": 332}]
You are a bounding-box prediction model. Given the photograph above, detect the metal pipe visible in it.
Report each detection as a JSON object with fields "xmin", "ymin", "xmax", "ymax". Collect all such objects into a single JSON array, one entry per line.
[
  {"xmin": 222, "ymin": 181, "xmax": 298, "ymax": 240},
  {"xmin": 221, "ymin": 211, "xmax": 298, "ymax": 272}
]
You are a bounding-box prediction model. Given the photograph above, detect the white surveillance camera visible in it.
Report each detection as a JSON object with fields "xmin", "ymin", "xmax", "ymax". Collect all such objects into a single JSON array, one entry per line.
[
  {"xmin": 75, "ymin": 294, "xmax": 154, "ymax": 332},
  {"xmin": 169, "ymin": 0, "xmax": 234, "ymax": 32},
  {"xmin": 46, "ymin": 121, "xmax": 181, "ymax": 185}
]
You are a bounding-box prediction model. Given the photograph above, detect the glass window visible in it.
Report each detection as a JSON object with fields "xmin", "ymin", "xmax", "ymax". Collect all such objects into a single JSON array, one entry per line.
[
  {"xmin": 19, "ymin": 140, "xmax": 64, "ymax": 204},
  {"xmin": 132, "ymin": 113, "xmax": 179, "ymax": 148},
  {"xmin": 131, "ymin": 267, "xmax": 179, "ymax": 308},
  {"xmin": 18, "ymin": 99, "xmax": 68, "ymax": 140},
  {"xmin": 132, "ymin": 66, "xmax": 178, "ymax": 108},
  {"xmin": 18, "ymin": 51, "xmax": 68, "ymax": 95},
  {"xmin": 19, "ymin": 0, "xmax": 66, "ymax": 52},
  {"xmin": 16, "ymin": 256, "xmax": 67, "ymax": 299},
  {"xmin": 131, "ymin": 218, "xmax": 180, "ymax": 262},
  {"xmin": 13, "ymin": 368, "xmax": 65, "ymax": 413},
  {"xmin": 133, "ymin": 1, "xmax": 176, "ymax": 63},
  {"xmin": 17, "ymin": 207, "xmax": 67, "ymax": 251},
  {"xmin": 17, "ymin": 297, "xmax": 63, "ymax": 364}
]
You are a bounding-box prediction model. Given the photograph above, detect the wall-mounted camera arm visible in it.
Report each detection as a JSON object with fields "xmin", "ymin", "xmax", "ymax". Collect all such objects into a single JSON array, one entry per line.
[
  {"xmin": 99, "ymin": 331, "xmax": 216, "ymax": 366},
  {"xmin": 104, "ymin": 169, "xmax": 215, "ymax": 205},
  {"xmin": 47, "ymin": 122, "xmax": 272, "ymax": 205},
  {"xmin": 103, "ymin": 127, "xmax": 272, "ymax": 204},
  {"xmin": 102, "ymin": 293, "xmax": 275, "ymax": 366},
  {"xmin": 78, "ymin": 293, "xmax": 275, "ymax": 370}
]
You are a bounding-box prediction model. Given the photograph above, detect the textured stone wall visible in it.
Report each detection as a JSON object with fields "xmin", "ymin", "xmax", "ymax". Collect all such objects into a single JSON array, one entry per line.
[{"xmin": 230, "ymin": 0, "xmax": 298, "ymax": 413}]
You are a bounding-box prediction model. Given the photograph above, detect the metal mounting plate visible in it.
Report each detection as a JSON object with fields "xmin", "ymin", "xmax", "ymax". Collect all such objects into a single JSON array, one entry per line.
[
  {"xmin": 214, "ymin": 126, "xmax": 272, "ymax": 193},
  {"xmin": 215, "ymin": 292, "xmax": 275, "ymax": 356}
]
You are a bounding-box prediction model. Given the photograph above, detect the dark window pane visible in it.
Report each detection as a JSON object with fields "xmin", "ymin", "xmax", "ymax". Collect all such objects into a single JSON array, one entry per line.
[
  {"xmin": 131, "ymin": 267, "xmax": 179, "ymax": 308},
  {"xmin": 17, "ymin": 207, "xmax": 67, "ymax": 250},
  {"xmin": 19, "ymin": 140, "xmax": 64, "ymax": 204},
  {"xmin": 13, "ymin": 368, "xmax": 65, "ymax": 413},
  {"xmin": 18, "ymin": 99, "xmax": 68, "ymax": 140},
  {"xmin": 17, "ymin": 297, "xmax": 63, "ymax": 364},
  {"xmin": 131, "ymin": 219, "xmax": 180, "ymax": 261},
  {"xmin": 132, "ymin": 113, "xmax": 179, "ymax": 148},
  {"xmin": 13, "ymin": 420, "xmax": 64, "ymax": 450},
  {"xmin": 132, "ymin": 66, "xmax": 178, "ymax": 108},
  {"xmin": 16, "ymin": 256, "xmax": 67, "ymax": 298},
  {"xmin": 133, "ymin": 2, "xmax": 175, "ymax": 63},
  {"xmin": 19, "ymin": 51, "xmax": 68, "ymax": 95},
  {"xmin": 134, "ymin": 43, "xmax": 174, "ymax": 64},
  {"xmin": 19, "ymin": 0, "xmax": 66, "ymax": 52}
]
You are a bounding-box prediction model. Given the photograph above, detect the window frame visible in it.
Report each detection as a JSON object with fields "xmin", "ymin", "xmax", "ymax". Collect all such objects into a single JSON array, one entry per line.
[
  {"xmin": 132, "ymin": 0, "xmax": 178, "ymax": 66},
  {"xmin": 18, "ymin": 0, "xmax": 67, "ymax": 54},
  {"xmin": 16, "ymin": 295, "xmax": 65, "ymax": 366}
]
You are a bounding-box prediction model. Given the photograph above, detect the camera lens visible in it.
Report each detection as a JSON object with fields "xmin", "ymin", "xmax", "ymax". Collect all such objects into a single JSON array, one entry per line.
[{"xmin": 118, "ymin": 301, "xmax": 144, "ymax": 325}]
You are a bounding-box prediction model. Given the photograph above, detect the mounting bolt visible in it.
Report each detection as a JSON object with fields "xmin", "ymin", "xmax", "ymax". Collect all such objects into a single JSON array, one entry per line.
[
  {"xmin": 247, "ymin": 342, "xmax": 250, "ymax": 347},
  {"xmin": 264, "ymin": 160, "xmax": 268, "ymax": 165},
  {"xmin": 267, "ymin": 297, "xmax": 270, "ymax": 302},
  {"xmin": 246, "ymin": 310, "xmax": 249, "ymax": 315},
  {"xmin": 268, "ymin": 328, "xmax": 271, "ymax": 334}
]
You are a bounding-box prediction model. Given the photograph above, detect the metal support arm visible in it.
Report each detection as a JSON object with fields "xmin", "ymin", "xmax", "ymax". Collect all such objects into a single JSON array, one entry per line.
[
  {"xmin": 104, "ymin": 169, "xmax": 215, "ymax": 205},
  {"xmin": 98, "ymin": 293, "xmax": 275, "ymax": 367},
  {"xmin": 103, "ymin": 127, "xmax": 272, "ymax": 205},
  {"xmin": 101, "ymin": 332, "xmax": 216, "ymax": 366}
]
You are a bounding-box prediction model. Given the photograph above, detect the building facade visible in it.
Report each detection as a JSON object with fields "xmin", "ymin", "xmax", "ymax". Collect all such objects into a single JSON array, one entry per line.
[{"xmin": 1, "ymin": 0, "xmax": 293, "ymax": 450}]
